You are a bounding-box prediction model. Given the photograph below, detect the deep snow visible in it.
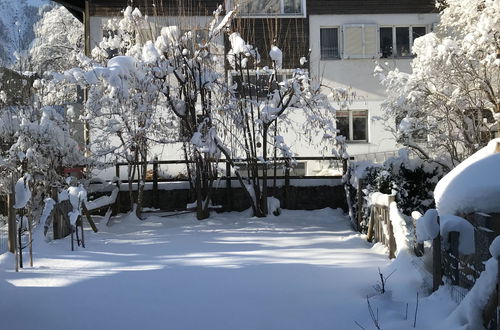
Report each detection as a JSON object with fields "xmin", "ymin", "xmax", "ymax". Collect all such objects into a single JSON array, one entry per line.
[{"xmin": 0, "ymin": 208, "xmax": 457, "ymax": 330}]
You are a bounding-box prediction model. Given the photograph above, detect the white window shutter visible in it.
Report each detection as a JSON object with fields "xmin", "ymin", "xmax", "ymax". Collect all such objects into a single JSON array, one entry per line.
[
  {"xmin": 343, "ymin": 24, "xmax": 378, "ymax": 59},
  {"xmin": 363, "ymin": 24, "xmax": 378, "ymax": 58},
  {"xmin": 343, "ymin": 25, "xmax": 363, "ymax": 59}
]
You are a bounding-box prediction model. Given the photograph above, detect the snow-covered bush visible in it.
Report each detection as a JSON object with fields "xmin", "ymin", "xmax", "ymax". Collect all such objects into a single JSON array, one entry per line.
[{"xmin": 347, "ymin": 149, "xmax": 445, "ymax": 230}]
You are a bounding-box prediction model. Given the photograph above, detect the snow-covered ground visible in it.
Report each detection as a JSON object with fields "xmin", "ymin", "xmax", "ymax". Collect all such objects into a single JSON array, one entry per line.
[{"xmin": 0, "ymin": 208, "xmax": 457, "ymax": 330}]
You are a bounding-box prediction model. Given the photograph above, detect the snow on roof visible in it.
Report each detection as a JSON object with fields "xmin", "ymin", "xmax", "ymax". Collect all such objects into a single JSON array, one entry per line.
[{"xmin": 434, "ymin": 138, "xmax": 500, "ymax": 215}]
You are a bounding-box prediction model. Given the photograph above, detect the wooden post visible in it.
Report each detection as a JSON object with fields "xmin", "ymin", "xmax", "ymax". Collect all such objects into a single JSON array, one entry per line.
[
  {"xmin": 367, "ymin": 207, "xmax": 375, "ymax": 242},
  {"xmin": 114, "ymin": 164, "xmax": 121, "ymax": 215},
  {"xmin": 81, "ymin": 203, "xmax": 98, "ymax": 233},
  {"xmin": 152, "ymin": 158, "xmax": 159, "ymax": 209},
  {"xmin": 284, "ymin": 160, "xmax": 290, "ymax": 209},
  {"xmin": 7, "ymin": 176, "xmax": 16, "ymax": 253},
  {"xmin": 449, "ymin": 231, "xmax": 460, "ymax": 285},
  {"xmin": 18, "ymin": 218, "xmax": 22, "ymax": 269},
  {"xmin": 225, "ymin": 161, "xmax": 232, "ymax": 210},
  {"xmin": 387, "ymin": 195, "xmax": 396, "ymax": 259},
  {"xmin": 53, "ymin": 187, "xmax": 62, "ymax": 239},
  {"xmin": 28, "ymin": 213, "xmax": 33, "ymax": 267},
  {"xmin": 356, "ymin": 181, "xmax": 363, "ymax": 232},
  {"xmin": 342, "ymin": 158, "xmax": 348, "ymax": 175},
  {"xmin": 433, "ymin": 216, "xmax": 442, "ymax": 292}
]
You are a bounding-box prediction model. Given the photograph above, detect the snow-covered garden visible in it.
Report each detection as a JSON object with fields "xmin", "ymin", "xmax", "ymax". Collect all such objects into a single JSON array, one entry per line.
[
  {"xmin": 0, "ymin": 208, "xmax": 460, "ymax": 330},
  {"xmin": 0, "ymin": 0, "xmax": 499, "ymax": 329}
]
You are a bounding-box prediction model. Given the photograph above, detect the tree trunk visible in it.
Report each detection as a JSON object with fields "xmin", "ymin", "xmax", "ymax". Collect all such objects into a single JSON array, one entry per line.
[
  {"xmin": 135, "ymin": 149, "xmax": 147, "ymax": 219},
  {"xmin": 260, "ymin": 126, "xmax": 269, "ymax": 216}
]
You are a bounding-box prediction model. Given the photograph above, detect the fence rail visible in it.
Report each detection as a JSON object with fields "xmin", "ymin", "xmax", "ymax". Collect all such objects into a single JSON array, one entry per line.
[{"xmin": 114, "ymin": 156, "xmax": 348, "ymax": 182}]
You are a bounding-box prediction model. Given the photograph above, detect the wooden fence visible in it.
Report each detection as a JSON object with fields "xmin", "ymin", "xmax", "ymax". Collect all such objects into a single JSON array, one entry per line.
[
  {"xmin": 365, "ymin": 195, "xmax": 397, "ymax": 259},
  {"xmin": 354, "ymin": 191, "xmax": 500, "ymax": 329}
]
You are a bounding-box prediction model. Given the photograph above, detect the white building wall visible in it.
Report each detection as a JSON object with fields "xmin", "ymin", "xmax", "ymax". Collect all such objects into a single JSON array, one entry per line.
[{"xmin": 309, "ymin": 13, "xmax": 439, "ymax": 158}]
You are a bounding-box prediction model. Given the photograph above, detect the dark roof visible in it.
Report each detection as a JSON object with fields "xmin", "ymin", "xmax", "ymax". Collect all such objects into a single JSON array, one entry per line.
[
  {"xmin": 52, "ymin": 1, "xmax": 85, "ymax": 21},
  {"xmin": 307, "ymin": 0, "xmax": 438, "ymax": 15},
  {"xmin": 54, "ymin": 0, "xmax": 438, "ymax": 22}
]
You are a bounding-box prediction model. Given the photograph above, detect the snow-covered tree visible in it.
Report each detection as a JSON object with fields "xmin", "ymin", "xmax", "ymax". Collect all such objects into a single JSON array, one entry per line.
[
  {"xmin": 0, "ymin": 4, "xmax": 85, "ymax": 220},
  {"xmin": 376, "ymin": 0, "xmax": 500, "ymax": 169},
  {"xmin": 220, "ymin": 31, "xmax": 345, "ymax": 216},
  {"xmin": 55, "ymin": 5, "xmax": 345, "ymax": 219},
  {"xmin": 29, "ymin": 5, "xmax": 83, "ymax": 73}
]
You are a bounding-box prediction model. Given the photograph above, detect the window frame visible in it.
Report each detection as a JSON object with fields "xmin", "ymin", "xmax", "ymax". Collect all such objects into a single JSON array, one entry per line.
[
  {"xmin": 336, "ymin": 109, "xmax": 369, "ymax": 143},
  {"xmin": 320, "ymin": 27, "xmax": 341, "ymax": 60},
  {"xmin": 227, "ymin": 0, "xmax": 307, "ymax": 18},
  {"xmin": 379, "ymin": 25, "xmax": 428, "ymax": 58}
]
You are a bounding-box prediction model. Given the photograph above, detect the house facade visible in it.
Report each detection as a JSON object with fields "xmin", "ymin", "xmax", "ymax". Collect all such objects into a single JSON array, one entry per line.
[{"xmin": 53, "ymin": 0, "xmax": 438, "ymax": 173}]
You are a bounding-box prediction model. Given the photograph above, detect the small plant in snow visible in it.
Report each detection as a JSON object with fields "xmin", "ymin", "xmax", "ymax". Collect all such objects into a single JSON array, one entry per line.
[{"xmin": 373, "ymin": 267, "xmax": 396, "ymax": 295}]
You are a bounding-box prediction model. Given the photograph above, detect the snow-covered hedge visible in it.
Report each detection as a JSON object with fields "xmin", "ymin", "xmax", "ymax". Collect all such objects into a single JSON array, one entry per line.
[{"xmin": 347, "ymin": 149, "xmax": 445, "ymax": 231}]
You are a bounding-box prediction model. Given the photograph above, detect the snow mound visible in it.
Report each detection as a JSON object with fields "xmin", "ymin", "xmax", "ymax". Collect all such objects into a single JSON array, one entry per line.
[
  {"xmin": 440, "ymin": 215, "xmax": 475, "ymax": 255},
  {"xmin": 489, "ymin": 236, "xmax": 500, "ymax": 259},
  {"xmin": 435, "ymin": 139, "xmax": 500, "ymax": 215},
  {"xmin": 416, "ymin": 209, "xmax": 439, "ymax": 242},
  {"xmin": 14, "ymin": 176, "xmax": 31, "ymax": 209}
]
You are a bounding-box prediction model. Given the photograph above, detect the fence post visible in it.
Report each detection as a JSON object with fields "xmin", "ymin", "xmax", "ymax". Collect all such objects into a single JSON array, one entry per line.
[
  {"xmin": 367, "ymin": 206, "xmax": 375, "ymax": 242},
  {"xmin": 433, "ymin": 216, "xmax": 442, "ymax": 292},
  {"xmin": 225, "ymin": 161, "xmax": 232, "ymax": 211},
  {"xmin": 449, "ymin": 231, "xmax": 460, "ymax": 285},
  {"xmin": 342, "ymin": 158, "xmax": 348, "ymax": 175},
  {"xmin": 7, "ymin": 176, "xmax": 16, "ymax": 253},
  {"xmin": 51, "ymin": 186, "xmax": 61, "ymax": 239},
  {"xmin": 356, "ymin": 181, "xmax": 363, "ymax": 232},
  {"xmin": 387, "ymin": 195, "xmax": 396, "ymax": 259},
  {"xmin": 284, "ymin": 160, "xmax": 290, "ymax": 209},
  {"xmin": 152, "ymin": 157, "xmax": 159, "ymax": 209},
  {"xmin": 114, "ymin": 164, "xmax": 121, "ymax": 214}
]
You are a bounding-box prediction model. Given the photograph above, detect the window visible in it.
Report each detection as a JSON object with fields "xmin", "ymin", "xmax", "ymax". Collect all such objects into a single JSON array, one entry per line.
[
  {"xmin": 379, "ymin": 27, "xmax": 393, "ymax": 58},
  {"xmin": 337, "ymin": 110, "xmax": 368, "ymax": 142},
  {"xmin": 229, "ymin": 70, "xmax": 296, "ymax": 100},
  {"xmin": 236, "ymin": 0, "xmax": 306, "ymax": 17},
  {"xmin": 380, "ymin": 26, "xmax": 427, "ymax": 58},
  {"xmin": 342, "ymin": 24, "xmax": 378, "ymax": 59},
  {"xmin": 320, "ymin": 28, "xmax": 340, "ymax": 59}
]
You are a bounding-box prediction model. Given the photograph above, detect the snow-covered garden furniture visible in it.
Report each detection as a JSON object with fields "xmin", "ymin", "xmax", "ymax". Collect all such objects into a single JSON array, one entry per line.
[{"xmin": 86, "ymin": 178, "xmax": 120, "ymax": 226}]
